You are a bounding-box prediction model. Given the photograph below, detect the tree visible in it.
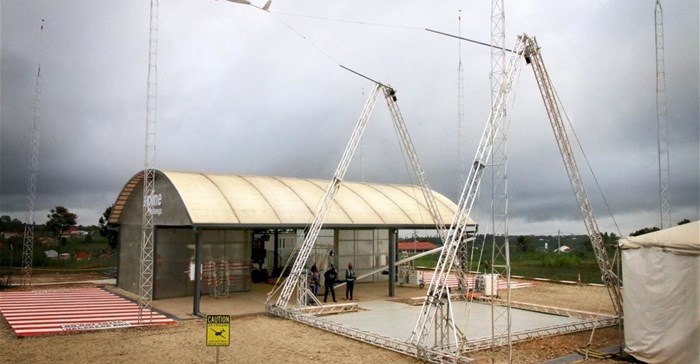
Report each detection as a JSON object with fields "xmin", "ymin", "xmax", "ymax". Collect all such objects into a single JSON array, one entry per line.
[
  {"xmin": 582, "ymin": 237, "xmax": 592, "ymax": 253},
  {"xmin": 46, "ymin": 206, "xmax": 77, "ymax": 240},
  {"xmin": 677, "ymin": 219, "xmax": 692, "ymax": 226},
  {"xmin": 98, "ymin": 206, "xmax": 119, "ymax": 250},
  {"xmin": 629, "ymin": 226, "xmax": 660, "ymax": 237},
  {"xmin": 516, "ymin": 236, "xmax": 533, "ymax": 253},
  {"xmin": 0, "ymin": 216, "xmax": 25, "ymax": 232},
  {"xmin": 601, "ymin": 231, "xmax": 619, "ymax": 246}
]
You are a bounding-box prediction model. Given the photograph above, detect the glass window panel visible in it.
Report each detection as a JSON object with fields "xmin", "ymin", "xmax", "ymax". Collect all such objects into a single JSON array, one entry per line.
[
  {"xmin": 338, "ymin": 230, "xmax": 354, "ymax": 240},
  {"xmin": 338, "ymin": 240, "xmax": 354, "ymax": 256},
  {"xmin": 356, "ymin": 230, "xmax": 374, "ymax": 240},
  {"xmin": 356, "ymin": 240, "xmax": 374, "ymax": 255},
  {"xmin": 354, "ymin": 255, "xmax": 373, "ymax": 270},
  {"xmin": 376, "ymin": 240, "xmax": 389, "ymax": 254}
]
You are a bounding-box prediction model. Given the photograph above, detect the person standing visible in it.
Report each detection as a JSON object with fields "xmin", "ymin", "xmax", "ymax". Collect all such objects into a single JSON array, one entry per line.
[
  {"xmin": 310, "ymin": 264, "xmax": 320, "ymax": 296},
  {"xmin": 345, "ymin": 262, "xmax": 356, "ymax": 301},
  {"xmin": 323, "ymin": 264, "xmax": 338, "ymax": 303}
]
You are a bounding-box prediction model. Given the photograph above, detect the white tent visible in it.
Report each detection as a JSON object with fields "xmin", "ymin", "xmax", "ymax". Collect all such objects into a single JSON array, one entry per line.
[{"xmin": 619, "ymin": 221, "xmax": 700, "ymax": 364}]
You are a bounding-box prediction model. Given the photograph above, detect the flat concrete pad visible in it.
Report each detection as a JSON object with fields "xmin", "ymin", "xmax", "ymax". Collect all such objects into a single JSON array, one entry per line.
[{"xmin": 320, "ymin": 300, "xmax": 589, "ymax": 344}]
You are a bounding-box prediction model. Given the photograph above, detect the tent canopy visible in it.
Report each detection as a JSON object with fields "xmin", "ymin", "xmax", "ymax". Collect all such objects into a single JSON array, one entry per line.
[
  {"xmin": 619, "ymin": 220, "xmax": 699, "ymax": 255},
  {"xmin": 619, "ymin": 220, "xmax": 700, "ymax": 364}
]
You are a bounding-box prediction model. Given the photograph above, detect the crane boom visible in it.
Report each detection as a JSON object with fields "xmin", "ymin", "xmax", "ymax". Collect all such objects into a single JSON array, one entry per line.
[{"xmin": 521, "ymin": 35, "xmax": 623, "ymax": 317}]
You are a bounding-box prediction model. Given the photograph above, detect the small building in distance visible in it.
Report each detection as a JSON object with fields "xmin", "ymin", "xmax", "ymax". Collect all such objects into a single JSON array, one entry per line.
[
  {"xmin": 398, "ymin": 241, "xmax": 439, "ymax": 253},
  {"xmin": 553, "ymin": 245, "xmax": 572, "ymax": 253}
]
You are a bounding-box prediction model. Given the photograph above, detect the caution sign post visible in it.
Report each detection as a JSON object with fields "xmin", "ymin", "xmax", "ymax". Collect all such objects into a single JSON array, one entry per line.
[
  {"xmin": 206, "ymin": 315, "xmax": 231, "ymax": 346},
  {"xmin": 206, "ymin": 314, "xmax": 230, "ymax": 363}
]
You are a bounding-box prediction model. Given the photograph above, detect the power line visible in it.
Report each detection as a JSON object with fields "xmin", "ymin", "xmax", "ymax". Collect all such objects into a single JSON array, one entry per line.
[
  {"xmin": 266, "ymin": 11, "xmax": 393, "ymax": 87},
  {"xmin": 270, "ymin": 10, "xmax": 423, "ymax": 31},
  {"xmin": 268, "ymin": 12, "xmax": 341, "ymax": 66}
]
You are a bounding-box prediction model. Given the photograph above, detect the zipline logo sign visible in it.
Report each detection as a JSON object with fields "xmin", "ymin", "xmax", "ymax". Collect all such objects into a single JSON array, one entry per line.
[
  {"xmin": 144, "ymin": 192, "xmax": 163, "ymax": 216},
  {"xmin": 206, "ymin": 315, "xmax": 230, "ymax": 347}
]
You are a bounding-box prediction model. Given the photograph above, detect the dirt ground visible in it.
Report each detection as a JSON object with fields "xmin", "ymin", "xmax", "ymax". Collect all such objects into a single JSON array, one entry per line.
[{"xmin": 0, "ymin": 276, "xmax": 628, "ymax": 364}]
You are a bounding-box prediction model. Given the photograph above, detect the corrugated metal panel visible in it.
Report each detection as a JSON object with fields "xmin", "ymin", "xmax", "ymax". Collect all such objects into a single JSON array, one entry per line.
[{"xmin": 114, "ymin": 170, "xmax": 471, "ymax": 228}]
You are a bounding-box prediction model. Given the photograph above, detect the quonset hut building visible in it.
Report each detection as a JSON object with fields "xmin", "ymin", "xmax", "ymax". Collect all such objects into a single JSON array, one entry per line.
[{"xmin": 109, "ymin": 170, "xmax": 470, "ymax": 300}]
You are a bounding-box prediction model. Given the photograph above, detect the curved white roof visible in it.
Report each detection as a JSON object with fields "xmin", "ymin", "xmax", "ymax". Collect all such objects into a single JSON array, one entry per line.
[
  {"xmin": 620, "ymin": 220, "xmax": 699, "ymax": 255},
  {"xmin": 111, "ymin": 170, "xmax": 468, "ymax": 228}
]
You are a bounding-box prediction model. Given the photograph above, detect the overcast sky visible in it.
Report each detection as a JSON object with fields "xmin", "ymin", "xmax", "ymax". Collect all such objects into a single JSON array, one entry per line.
[{"xmin": 1, "ymin": 0, "xmax": 698, "ymax": 236}]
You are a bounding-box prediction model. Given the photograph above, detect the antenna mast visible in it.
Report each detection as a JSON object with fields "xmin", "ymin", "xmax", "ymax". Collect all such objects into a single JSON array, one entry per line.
[
  {"xmin": 21, "ymin": 19, "xmax": 45, "ymax": 286},
  {"xmin": 489, "ymin": 0, "xmax": 513, "ymax": 361},
  {"xmin": 139, "ymin": 0, "xmax": 159, "ymax": 322},
  {"xmin": 458, "ymin": 10, "xmax": 466, "ymax": 191},
  {"xmin": 654, "ymin": 0, "xmax": 671, "ymax": 228}
]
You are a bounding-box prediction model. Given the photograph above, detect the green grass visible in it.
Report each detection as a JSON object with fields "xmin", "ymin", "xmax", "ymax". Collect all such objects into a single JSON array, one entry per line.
[
  {"xmin": 406, "ymin": 251, "xmax": 617, "ymax": 284},
  {"xmin": 1, "ymin": 236, "xmax": 116, "ymax": 269}
]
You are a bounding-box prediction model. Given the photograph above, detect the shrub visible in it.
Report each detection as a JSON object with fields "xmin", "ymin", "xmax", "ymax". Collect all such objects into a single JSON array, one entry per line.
[{"xmin": 541, "ymin": 254, "xmax": 581, "ymax": 268}]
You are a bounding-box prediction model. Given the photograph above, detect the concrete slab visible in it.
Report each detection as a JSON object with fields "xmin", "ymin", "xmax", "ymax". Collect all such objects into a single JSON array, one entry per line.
[{"xmin": 321, "ymin": 300, "xmax": 591, "ymax": 344}]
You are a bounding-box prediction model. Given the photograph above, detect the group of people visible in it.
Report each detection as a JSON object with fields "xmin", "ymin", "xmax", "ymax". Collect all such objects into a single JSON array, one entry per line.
[{"xmin": 309, "ymin": 262, "xmax": 356, "ymax": 303}]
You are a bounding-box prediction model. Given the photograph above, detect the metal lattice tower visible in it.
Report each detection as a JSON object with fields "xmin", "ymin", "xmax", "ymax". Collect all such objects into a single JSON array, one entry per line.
[
  {"xmin": 138, "ymin": 0, "xmax": 158, "ymax": 322},
  {"xmin": 655, "ymin": 0, "xmax": 671, "ymax": 229},
  {"xmin": 489, "ymin": 0, "xmax": 512, "ymax": 360},
  {"xmin": 458, "ymin": 10, "xmax": 466, "ymax": 191},
  {"xmin": 21, "ymin": 19, "xmax": 45, "ymax": 287},
  {"xmin": 410, "ymin": 38, "xmax": 525, "ymax": 356},
  {"xmin": 456, "ymin": 11, "xmax": 474, "ymax": 294}
]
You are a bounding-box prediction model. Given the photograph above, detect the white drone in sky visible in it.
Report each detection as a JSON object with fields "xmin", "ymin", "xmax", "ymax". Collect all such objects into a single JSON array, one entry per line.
[{"xmin": 225, "ymin": 0, "xmax": 271, "ymax": 11}]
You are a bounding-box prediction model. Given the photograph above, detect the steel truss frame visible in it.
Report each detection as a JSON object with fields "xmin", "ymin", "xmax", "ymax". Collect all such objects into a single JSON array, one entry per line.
[
  {"xmin": 488, "ymin": 1, "xmax": 513, "ymax": 361},
  {"xmin": 269, "ymin": 82, "xmax": 447, "ymax": 311},
  {"xmin": 138, "ymin": 0, "xmax": 159, "ymax": 323},
  {"xmin": 293, "ymin": 303, "xmax": 358, "ymax": 316},
  {"xmin": 272, "ymin": 36, "xmax": 526, "ymax": 362},
  {"xmin": 269, "ymin": 33, "xmax": 623, "ymax": 364},
  {"xmin": 465, "ymin": 297, "xmax": 617, "ymax": 351},
  {"xmin": 522, "ymin": 35, "xmax": 623, "ymax": 317},
  {"xmin": 654, "ymin": 0, "xmax": 671, "ymax": 229},
  {"xmin": 267, "ymin": 298, "xmax": 615, "ymax": 364},
  {"xmin": 409, "ymin": 36, "xmax": 526, "ymax": 356},
  {"xmin": 267, "ymin": 306, "xmax": 475, "ymax": 364}
]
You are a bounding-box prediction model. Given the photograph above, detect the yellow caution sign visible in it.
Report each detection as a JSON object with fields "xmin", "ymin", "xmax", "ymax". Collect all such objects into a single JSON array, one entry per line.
[{"xmin": 206, "ymin": 315, "xmax": 231, "ymax": 347}]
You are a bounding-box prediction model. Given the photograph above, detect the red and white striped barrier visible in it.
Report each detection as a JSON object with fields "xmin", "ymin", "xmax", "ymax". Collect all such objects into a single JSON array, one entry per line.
[
  {"xmin": 0, "ymin": 288, "xmax": 175, "ymax": 337},
  {"xmin": 421, "ymin": 272, "xmax": 534, "ymax": 290}
]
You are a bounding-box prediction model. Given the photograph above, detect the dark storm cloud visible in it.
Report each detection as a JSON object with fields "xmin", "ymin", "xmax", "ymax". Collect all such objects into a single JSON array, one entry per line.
[{"xmin": 1, "ymin": 0, "xmax": 698, "ymax": 234}]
